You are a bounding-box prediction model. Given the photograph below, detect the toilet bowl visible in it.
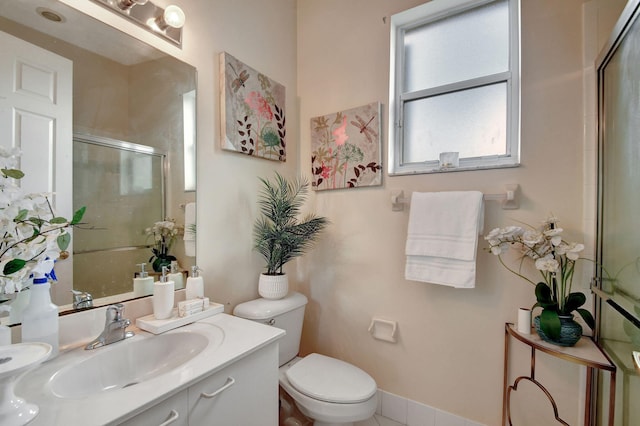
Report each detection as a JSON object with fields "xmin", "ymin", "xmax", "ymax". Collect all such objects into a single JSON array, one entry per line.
[
  {"xmin": 279, "ymin": 355, "xmax": 377, "ymax": 426},
  {"xmin": 233, "ymin": 292, "xmax": 378, "ymax": 426}
]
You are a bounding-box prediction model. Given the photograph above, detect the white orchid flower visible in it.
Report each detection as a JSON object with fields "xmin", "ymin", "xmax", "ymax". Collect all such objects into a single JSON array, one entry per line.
[
  {"xmin": 490, "ymin": 242, "xmax": 510, "ymax": 255},
  {"xmin": 565, "ymin": 242, "xmax": 584, "ymax": 260},
  {"xmin": 535, "ymin": 255, "xmax": 559, "ymax": 272},
  {"xmin": 522, "ymin": 230, "xmax": 544, "ymax": 247},
  {"xmin": 543, "ymin": 227, "xmax": 563, "ymax": 246}
]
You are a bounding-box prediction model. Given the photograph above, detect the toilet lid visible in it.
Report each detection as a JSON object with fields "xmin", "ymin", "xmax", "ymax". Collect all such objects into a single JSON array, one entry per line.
[{"xmin": 285, "ymin": 353, "xmax": 376, "ymax": 403}]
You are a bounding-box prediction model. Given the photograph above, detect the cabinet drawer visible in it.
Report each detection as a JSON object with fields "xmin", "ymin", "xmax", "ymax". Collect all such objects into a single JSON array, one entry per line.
[
  {"xmin": 118, "ymin": 390, "xmax": 188, "ymax": 426},
  {"xmin": 188, "ymin": 342, "xmax": 279, "ymax": 426}
]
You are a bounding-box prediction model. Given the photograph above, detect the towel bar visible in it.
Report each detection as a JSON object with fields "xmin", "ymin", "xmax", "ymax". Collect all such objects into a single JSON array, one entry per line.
[{"xmin": 391, "ymin": 184, "xmax": 519, "ymax": 211}]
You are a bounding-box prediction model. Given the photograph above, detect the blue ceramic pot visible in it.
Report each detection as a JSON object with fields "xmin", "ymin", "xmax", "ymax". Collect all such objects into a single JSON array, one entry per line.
[
  {"xmin": 534, "ymin": 314, "xmax": 582, "ymax": 347},
  {"xmin": 152, "ymin": 254, "xmax": 176, "ymax": 273}
]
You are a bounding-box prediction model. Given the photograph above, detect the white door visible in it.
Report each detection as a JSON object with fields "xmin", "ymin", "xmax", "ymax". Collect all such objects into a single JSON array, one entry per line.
[{"xmin": 0, "ymin": 30, "xmax": 73, "ymax": 302}]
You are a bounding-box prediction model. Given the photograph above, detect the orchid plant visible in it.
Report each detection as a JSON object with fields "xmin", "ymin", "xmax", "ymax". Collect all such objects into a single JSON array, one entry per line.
[
  {"xmin": 485, "ymin": 216, "xmax": 595, "ymax": 340},
  {"xmin": 146, "ymin": 219, "xmax": 182, "ymax": 272},
  {"xmin": 0, "ymin": 147, "xmax": 85, "ymax": 293}
]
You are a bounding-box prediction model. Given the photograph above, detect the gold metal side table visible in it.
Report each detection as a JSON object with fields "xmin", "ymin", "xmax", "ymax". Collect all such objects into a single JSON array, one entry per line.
[{"xmin": 503, "ymin": 323, "xmax": 616, "ymax": 426}]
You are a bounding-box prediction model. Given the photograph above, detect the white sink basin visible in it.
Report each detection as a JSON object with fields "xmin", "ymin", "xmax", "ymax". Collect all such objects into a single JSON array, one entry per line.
[{"xmin": 50, "ymin": 330, "xmax": 215, "ymax": 398}]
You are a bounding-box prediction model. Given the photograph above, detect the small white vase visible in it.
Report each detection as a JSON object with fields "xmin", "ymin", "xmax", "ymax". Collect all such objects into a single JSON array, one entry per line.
[{"xmin": 258, "ymin": 273, "xmax": 289, "ymax": 299}]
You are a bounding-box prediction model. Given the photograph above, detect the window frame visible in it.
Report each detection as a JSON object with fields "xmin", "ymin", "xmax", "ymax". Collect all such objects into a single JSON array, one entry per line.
[{"xmin": 388, "ymin": 0, "xmax": 521, "ymax": 175}]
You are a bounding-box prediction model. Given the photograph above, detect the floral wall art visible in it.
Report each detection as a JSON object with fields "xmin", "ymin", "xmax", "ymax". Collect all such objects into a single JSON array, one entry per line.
[
  {"xmin": 311, "ymin": 102, "xmax": 382, "ymax": 190},
  {"xmin": 220, "ymin": 52, "xmax": 286, "ymax": 161}
]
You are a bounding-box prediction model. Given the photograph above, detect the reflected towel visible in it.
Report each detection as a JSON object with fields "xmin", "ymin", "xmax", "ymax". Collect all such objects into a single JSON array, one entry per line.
[
  {"xmin": 405, "ymin": 191, "xmax": 484, "ymax": 288},
  {"xmin": 184, "ymin": 202, "xmax": 196, "ymax": 257}
]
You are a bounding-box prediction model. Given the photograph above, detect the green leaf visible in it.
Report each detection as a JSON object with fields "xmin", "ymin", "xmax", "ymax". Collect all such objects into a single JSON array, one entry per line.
[
  {"xmin": 57, "ymin": 233, "xmax": 71, "ymax": 251},
  {"xmin": 71, "ymin": 206, "xmax": 86, "ymax": 225},
  {"xmin": 50, "ymin": 217, "xmax": 68, "ymax": 224},
  {"xmin": 28, "ymin": 217, "xmax": 45, "ymax": 228},
  {"xmin": 535, "ymin": 282, "xmax": 556, "ymax": 308},
  {"xmin": 564, "ymin": 292, "xmax": 587, "ymax": 313},
  {"xmin": 2, "ymin": 168, "xmax": 24, "ymax": 179},
  {"xmin": 540, "ymin": 309, "xmax": 561, "ymax": 340},
  {"xmin": 3, "ymin": 259, "xmax": 26, "ymax": 275},
  {"xmin": 14, "ymin": 209, "xmax": 28, "ymax": 222},
  {"xmin": 576, "ymin": 308, "xmax": 595, "ymax": 329}
]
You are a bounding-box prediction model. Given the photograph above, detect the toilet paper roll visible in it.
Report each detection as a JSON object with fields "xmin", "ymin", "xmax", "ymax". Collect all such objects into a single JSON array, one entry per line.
[{"xmin": 517, "ymin": 308, "xmax": 532, "ymax": 334}]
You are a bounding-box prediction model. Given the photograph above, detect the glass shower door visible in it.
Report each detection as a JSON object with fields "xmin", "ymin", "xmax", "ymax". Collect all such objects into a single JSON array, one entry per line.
[
  {"xmin": 73, "ymin": 135, "xmax": 166, "ymax": 299},
  {"xmin": 595, "ymin": 1, "xmax": 640, "ymax": 424}
]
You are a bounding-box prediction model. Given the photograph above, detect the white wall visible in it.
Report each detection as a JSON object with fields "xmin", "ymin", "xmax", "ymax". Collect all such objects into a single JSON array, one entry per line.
[{"xmin": 296, "ymin": 1, "xmax": 593, "ymax": 424}]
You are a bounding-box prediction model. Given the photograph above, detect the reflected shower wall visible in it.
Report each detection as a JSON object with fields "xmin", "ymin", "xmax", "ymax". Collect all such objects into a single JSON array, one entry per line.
[{"xmin": 72, "ymin": 135, "xmax": 165, "ymax": 299}]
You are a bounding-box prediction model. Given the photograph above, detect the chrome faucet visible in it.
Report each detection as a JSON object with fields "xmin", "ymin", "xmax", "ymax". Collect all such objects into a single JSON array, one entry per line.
[
  {"xmin": 85, "ymin": 304, "xmax": 134, "ymax": 350},
  {"xmin": 71, "ymin": 289, "xmax": 93, "ymax": 309}
]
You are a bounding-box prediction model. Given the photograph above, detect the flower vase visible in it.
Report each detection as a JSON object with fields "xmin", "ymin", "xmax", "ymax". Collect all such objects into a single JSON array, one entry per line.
[
  {"xmin": 534, "ymin": 314, "xmax": 583, "ymax": 347},
  {"xmin": 258, "ymin": 273, "xmax": 289, "ymax": 299},
  {"xmin": 152, "ymin": 255, "xmax": 176, "ymax": 273}
]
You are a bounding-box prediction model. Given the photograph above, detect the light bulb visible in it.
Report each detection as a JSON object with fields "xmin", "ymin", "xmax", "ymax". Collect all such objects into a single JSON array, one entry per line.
[{"xmin": 163, "ymin": 5, "xmax": 185, "ymax": 29}]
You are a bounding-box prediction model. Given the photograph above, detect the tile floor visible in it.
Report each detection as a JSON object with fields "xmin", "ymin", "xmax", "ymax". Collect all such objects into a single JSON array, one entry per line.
[
  {"xmin": 355, "ymin": 414, "xmax": 405, "ymax": 426},
  {"xmin": 280, "ymin": 388, "xmax": 483, "ymax": 426}
]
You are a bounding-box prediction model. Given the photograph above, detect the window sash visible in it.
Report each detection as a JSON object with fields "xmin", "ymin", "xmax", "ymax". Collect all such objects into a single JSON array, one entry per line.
[{"xmin": 388, "ymin": 0, "xmax": 520, "ymax": 175}]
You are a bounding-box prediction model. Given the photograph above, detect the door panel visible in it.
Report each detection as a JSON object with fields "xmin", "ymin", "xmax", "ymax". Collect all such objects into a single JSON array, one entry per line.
[{"xmin": 0, "ymin": 29, "xmax": 73, "ymax": 300}]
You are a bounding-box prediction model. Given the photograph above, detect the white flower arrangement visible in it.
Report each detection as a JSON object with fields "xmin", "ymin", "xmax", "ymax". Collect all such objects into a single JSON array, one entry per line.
[
  {"xmin": 0, "ymin": 148, "xmax": 85, "ymax": 293},
  {"xmin": 145, "ymin": 219, "xmax": 182, "ymax": 272},
  {"xmin": 485, "ymin": 216, "xmax": 594, "ymax": 339}
]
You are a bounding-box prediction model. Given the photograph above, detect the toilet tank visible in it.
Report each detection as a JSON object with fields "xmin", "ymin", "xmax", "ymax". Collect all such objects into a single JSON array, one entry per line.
[{"xmin": 233, "ymin": 292, "xmax": 308, "ymax": 366}]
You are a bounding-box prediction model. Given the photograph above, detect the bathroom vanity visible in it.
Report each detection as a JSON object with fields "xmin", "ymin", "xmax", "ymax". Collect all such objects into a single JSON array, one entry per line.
[{"xmin": 14, "ymin": 313, "xmax": 284, "ymax": 425}]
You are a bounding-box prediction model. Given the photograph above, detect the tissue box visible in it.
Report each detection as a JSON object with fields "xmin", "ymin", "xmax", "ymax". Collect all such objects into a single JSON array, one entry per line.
[{"xmin": 178, "ymin": 297, "xmax": 210, "ymax": 317}]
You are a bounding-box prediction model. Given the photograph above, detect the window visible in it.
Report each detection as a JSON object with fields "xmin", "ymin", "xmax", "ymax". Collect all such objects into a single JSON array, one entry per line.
[
  {"xmin": 388, "ymin": 0, "xmax": 520, "ymax": 175},
  {"xmin": 183, "ymin": 89, "xmax": 196, "ymax": 191}
]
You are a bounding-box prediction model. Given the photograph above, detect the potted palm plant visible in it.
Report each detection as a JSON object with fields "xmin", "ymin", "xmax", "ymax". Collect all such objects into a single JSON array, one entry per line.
[{"xmin": 253, "ymin": 172, "xmax": 328, "ymax": 299}]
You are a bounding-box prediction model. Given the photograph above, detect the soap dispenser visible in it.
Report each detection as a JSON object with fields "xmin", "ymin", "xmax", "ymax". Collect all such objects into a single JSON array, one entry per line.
[
  {"xmin": 21, "ymin": 260, "xmax": 59, "ymax": 359},
  {"xmin": 167, "ymin": 260, "xmax": 184, "ymax": 290},
  {"xmin": 133, "ymin": 263, "xmax": 154, "ymax": 297},
  {"xmin": 153, "ymin": 266, "xmax": 175, "ymax": 320},
  {"xmin": 185, "ymin": 266, "xmax": 204, "ymax": 300}
]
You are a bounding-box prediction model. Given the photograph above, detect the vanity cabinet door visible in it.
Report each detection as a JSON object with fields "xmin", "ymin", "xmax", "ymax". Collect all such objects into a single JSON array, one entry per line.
[
  {"xmin": 118, "ymin": 390, "xmax": 188, "ymax": 426},
  {"xmin": 188, "ymin": 342, "xmax": 279, "ymax": 426}
]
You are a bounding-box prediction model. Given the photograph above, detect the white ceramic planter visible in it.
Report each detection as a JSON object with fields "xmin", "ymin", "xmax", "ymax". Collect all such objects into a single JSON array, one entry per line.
[{"xmin": 258, "ymin": 273, "xmax": 289, "ymax": 299}]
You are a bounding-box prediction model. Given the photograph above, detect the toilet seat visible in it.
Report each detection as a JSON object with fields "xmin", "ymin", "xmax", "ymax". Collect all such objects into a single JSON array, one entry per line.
[{"xmin": 285, "ymin": 353, "xmax": 377, "ymax": 404}]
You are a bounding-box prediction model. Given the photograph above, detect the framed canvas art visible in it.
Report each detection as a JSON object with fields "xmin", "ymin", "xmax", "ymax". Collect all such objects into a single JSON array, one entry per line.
[
  {"xmin": 220, "ymin": 52, "xmax": 286, "ymax": 161},
  {"xmin": 310, "ymin": 102, "xmax": 382, "ymax": 190}
]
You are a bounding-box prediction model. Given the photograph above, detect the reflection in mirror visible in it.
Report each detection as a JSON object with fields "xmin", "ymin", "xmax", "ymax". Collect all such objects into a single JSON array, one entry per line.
[
  {"xmin": 73, "ymin": 135, "xmax": 167, "ymax": 300},
  {"xmin": 0, "ymin": 0, "xmax": 196, "ymax": 323}
]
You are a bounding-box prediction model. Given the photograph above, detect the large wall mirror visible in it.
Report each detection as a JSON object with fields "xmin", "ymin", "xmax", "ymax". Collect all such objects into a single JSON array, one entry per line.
[{"xmin": 0, "ymin": 0, "xmax": 196, "ymax": 323}]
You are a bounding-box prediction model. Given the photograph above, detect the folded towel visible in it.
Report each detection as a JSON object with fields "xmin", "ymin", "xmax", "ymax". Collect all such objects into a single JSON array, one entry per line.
[
  {"xmin": 405, "ymin": 191, "xmax": 484, "ymax": 288},
  {"xmin": 184, "ymin": 202, "xmax": 196, "ymax": 257}
]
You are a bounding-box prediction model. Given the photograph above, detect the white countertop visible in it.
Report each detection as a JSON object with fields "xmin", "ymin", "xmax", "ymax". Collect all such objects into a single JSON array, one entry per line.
[{"xmin": 14, "ymin": 313, "xmax": 285, "ymax": 425}]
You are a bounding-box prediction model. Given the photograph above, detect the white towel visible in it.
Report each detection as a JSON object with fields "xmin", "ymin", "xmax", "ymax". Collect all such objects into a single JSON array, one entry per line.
[
  {"xmin": 184, "ymin": 202, "xmax": 196, "ymax": 257},
  {"xmin": 405, "ymin": 191, "xmax": 484, "ymax": 288}
]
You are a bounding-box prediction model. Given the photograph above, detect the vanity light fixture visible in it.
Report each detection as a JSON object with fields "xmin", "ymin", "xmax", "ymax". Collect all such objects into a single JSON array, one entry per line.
[
  {"xmin": 115, "ymin": 0, "xmax": 148, "ymax": 11},
  {"xmin": 154, "ymin": 5, "xmax": 186, "ymax": 30},
  {"xmin": 90, "ymin": 0, "xmax": 185, "ymax": 47}
]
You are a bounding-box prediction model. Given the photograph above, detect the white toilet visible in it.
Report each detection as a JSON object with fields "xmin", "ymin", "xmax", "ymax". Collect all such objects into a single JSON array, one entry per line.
[{"xmin": 233, "ymin": 292, "xmax": 377, "ymax": 426}]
